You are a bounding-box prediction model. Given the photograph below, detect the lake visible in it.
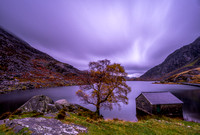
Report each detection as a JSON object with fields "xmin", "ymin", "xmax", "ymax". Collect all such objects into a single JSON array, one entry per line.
[{"xmin": 0, "ymin": 81, "xmax": 200, "ymax": 122}]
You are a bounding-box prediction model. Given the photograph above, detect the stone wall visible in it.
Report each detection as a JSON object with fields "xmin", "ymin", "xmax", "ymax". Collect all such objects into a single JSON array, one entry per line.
[{"xmin": 136, "ymin": 94, "xmax": 152, "ymax": 113}]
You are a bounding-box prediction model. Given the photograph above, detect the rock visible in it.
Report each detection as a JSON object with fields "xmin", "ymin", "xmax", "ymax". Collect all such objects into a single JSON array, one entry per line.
[
  {"xmin": 16, "ymin": 95, "xmax": 92, "ymax": 115},
  {"xmin": 65, "ymin": 112, "xmax": 70, "ymax": 117},
  {"xmin": 188, "ymin": 70, "xmax": 200, "ymax": 75},
  {"xmin": 13, "ymin": 125, "xmax": 24, "ymax": 133},
  {"xmin": 44, "ymin": 113, "xmax": 57, "ymax": 118},
  {"xmin": 0, "ymin": 120, "xmax": 4, "ymax": 125},
  {"xmin": 71, "ymin": 124, "xmax": 87, "ymax": 133},
  {"xmin": 55, "ymin": 99, "xmax": 70, "ymax": 107},
  {"xmin": 18, "ymin": 95, "xmax": 58, "ymax": 113},
  {"xmin": 5, "ymin": 121, "xmax": 16, "ymax": 128},
  {"xmin": 5, "ymin": 121, "xmax": 25, "ymax": 133},
  {"xmin": 65, "ymin": 104, "xmax": 93, "ymax": 114},
  {"xmin": 5, "ymin": 117, "xmax": 87, "ymax": 135},
  {"xmin": 47, "ymin": 103, "xmax": 58, "ymax": 113},
  {"xmin": 55, "ymin": 103, "xmax": 63, "ymax": 110},
  {"xmin": 55, "ymin": 99, "xmax": 70, "ymax": 110}
]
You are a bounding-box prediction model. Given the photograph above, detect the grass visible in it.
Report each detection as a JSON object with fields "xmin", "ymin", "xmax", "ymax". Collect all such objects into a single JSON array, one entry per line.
[
  {"xmin": 183, "ymin": 58, "xmax": 200, "ymax": 68},
  {"xmin": 0, "ymin": 112, "xmax": 200, "ymax": 135},
  {"xmin": 63, "ymin": 113, "xmax": 200, "ymax": 135}
]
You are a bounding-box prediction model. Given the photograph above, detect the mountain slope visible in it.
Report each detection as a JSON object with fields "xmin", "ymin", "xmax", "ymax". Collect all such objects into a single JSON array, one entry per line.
[
  {"xmin": 165, "ymin": 67, "xmax": 200, "ymax": 84},
  {"xmin": 0, "ymin": 27, "xmax": 80, "ymax": 93},
  {"xmin": 140, "ymin": 37, "xmax": 200, "ymax": 80}
]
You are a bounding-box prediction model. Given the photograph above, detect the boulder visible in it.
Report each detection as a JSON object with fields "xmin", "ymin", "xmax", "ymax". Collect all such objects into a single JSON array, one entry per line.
[
  {"xmin": 13, "ymin": 125, "xmax": 24, "ymax": 133},
  {"xmin": 0, "ymin": 120, "xmax": 4, "ymax": 125},
  {"xmin": 5, "ymin": 117, "xmax": 87, "ymax": 134},
  {"xmin": 18, "ymin": 95, "xmax": 58, "ymax": 113},
  {"xmin": 55, "ymin": 99, "xmax": 70, "ymax": 110}
]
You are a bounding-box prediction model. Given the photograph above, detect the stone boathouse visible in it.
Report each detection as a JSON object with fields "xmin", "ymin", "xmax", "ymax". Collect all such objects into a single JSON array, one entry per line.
[{"xmin": 136, "ymin": 92, "xmax": 183, "ymax": 117}]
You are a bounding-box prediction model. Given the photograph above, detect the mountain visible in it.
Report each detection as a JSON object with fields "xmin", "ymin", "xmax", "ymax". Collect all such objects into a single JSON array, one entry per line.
[
  {"xmin": 140, "ymin": 37, "xmax": 200, "ymax": 80},
  {"xmin": 0, "ymin": 27, "xmax": 81, "ymax": 93}
]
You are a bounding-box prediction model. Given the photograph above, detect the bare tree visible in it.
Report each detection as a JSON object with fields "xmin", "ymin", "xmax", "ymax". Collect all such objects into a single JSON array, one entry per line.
[{"xmin": 76, "ymin": 59, "xmax": 131, "ymax": 116}]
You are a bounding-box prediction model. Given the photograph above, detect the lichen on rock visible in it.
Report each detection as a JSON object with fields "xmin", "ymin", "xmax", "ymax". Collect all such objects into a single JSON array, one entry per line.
[
  {"xmin": 55, "ymin": 99, "xmax": 70, "ymax": 110},
  {"xmin": 5, "ymin": 117, "xmax": 87, "ymax": 134},
  {"xmin": 18, "ymin": 95, "xmax": 58, "ymax": 113}
]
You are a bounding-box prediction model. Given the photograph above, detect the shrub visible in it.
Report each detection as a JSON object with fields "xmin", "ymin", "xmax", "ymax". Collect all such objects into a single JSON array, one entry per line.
[
  {"xmin": 113, "ymin": 118, "xmax": 119, "ymax": 121},
  {"xmin": 86, "ymin": 117, "xmax": 93, "ymax": 123},
  {"xmin": 57, "ymin": 109, "xmax": 66, "ymax": 120}
]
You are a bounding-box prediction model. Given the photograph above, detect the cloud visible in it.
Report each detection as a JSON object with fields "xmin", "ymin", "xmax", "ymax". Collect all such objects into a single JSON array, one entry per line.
[{"xmin": 0, "ymin": 0, "xmax": 200, "ymax": 73}]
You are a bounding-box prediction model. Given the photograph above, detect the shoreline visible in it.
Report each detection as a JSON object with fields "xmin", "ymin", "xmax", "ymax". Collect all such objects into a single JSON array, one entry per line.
[
  {"xmin": 180, "ymin": 82, "xmax": 200, "ymax": 87},
  {"xmin": 0, "ymin": 83, "xmax": 78, "ymax": 95},
  {"xmin": 1, "ymin": 80, "xmax": 200, "ymax": 95},
  {"xmin": 153, "ymin": 81, "xmax": 200, "ymax": 87}
]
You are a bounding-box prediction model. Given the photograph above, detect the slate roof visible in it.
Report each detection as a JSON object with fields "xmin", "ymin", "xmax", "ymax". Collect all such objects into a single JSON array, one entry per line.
[{"xmin": 141, "ymin": 92, "xmax": 183, "ymax": 105}]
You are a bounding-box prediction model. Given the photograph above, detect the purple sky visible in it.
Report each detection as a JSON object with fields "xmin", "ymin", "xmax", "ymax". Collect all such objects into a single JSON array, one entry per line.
[{"xmin": 0, "ymin": 0, "xmax": 200, "ymax": 77}]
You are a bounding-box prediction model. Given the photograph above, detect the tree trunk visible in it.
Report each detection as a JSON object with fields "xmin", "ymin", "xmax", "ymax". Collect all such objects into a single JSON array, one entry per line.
[
  {"xmin": 95, "ymin": 104, "xmax": 100, "ymax": 116},
  {"xmin": 96, "ymin": 88, "xmax": 101, "ymax": 116}
]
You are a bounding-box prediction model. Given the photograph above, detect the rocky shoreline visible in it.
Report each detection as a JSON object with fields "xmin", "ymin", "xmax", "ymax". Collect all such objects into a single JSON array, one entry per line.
[
  {"xmin": 0, "ymin": 95, "xmax": 99, "ymax": 134},
  {"xmin": 0, "ymin": 78, "xmax": 75, "ymax": 94},
  {"xmin": 0, "ymin": 95, "xmax": 200, "ymax": 134}
]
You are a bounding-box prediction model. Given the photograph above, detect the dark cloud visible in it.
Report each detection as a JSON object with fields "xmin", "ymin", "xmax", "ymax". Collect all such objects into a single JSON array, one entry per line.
[{"xmin": 0, "ymin": 0, "xmax": 200, "ymax": 77}]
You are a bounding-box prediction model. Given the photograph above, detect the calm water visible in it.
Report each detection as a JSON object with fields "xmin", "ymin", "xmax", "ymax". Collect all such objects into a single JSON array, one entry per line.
[{"xmin": 0, "ymin": 81, "xmax": 200, "ymax": 122}]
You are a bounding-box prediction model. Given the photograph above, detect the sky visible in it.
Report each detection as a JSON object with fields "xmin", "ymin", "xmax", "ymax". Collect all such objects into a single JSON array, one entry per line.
[{"xmin": 0, "ymin": 0, "xmax": 200, "ymax": 77}]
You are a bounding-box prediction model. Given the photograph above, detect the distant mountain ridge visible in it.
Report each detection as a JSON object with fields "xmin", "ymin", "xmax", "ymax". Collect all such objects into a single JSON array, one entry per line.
[
  {"xmin": 140, "ymin": 37, "xmax": 200, "ymax": 80},
  {"xmin": 0, "ymin": 27, "xmax": 81, "ymax": 93}
]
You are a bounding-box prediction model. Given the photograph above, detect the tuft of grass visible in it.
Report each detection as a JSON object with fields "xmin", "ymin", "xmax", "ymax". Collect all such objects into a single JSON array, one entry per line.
[
  {"xmin": 56, "ymin": 109, "xmax": 66, "ymax": 120},
  {"xmin": 9, "ymin": 112, "xmax": 43, "ymax": 120}
]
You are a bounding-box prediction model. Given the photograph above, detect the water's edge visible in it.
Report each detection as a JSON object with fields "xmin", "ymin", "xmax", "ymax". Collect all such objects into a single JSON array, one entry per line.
[{"xmin": 0, "ymin": 81, "xmax": 200, "ymax": 123}]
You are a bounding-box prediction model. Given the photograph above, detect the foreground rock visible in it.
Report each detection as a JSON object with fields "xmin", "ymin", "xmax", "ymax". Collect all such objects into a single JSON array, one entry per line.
[
  {"xmin": 18, "ymin": 95, "xmax": 58, "ymax": 113},
  {"xmin": 17, "ymin": 95, "xmax": 96, "ymax": 116},
  {"xmin": 4, "ymin": 117, "xmax": 87, "ymax": 134},
  {"xmin": 0, "ymin": 95, "xmax": 99, "ymax": 134},
  {"xmin": 55, "ymin": 99, "xmax": 70, "ymax": 110}
]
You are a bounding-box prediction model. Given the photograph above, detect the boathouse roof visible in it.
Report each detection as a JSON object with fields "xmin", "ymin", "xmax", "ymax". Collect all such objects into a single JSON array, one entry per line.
[{"xmin": 137, "ymin": 92, "xmax": 183, "ymax": 105}]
